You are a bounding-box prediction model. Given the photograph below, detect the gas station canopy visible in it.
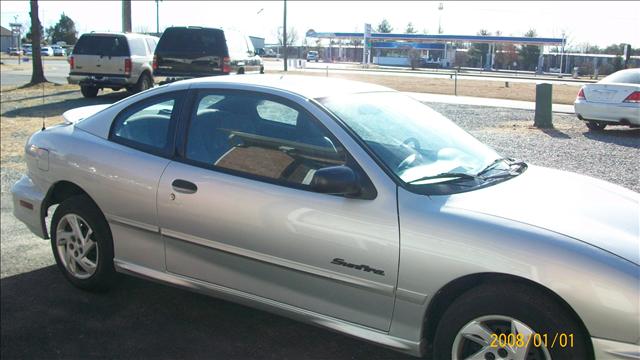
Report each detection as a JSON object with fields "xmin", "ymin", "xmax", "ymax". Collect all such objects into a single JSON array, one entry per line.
[{"xmin": 306, "ymin": 31, "xmax": 564, "ymax": 46}]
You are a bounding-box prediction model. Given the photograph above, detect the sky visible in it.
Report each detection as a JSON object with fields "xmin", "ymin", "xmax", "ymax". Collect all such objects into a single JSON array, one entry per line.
[{"xmin": 2, "ymin": 1, "xmax": 639, "ymax": 49}]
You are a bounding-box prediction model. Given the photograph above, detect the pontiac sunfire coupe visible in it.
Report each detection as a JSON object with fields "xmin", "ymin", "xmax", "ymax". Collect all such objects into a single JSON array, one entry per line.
[{"xmin": 12, "ymin": 75, "xmax": 639, "ymax": 359}]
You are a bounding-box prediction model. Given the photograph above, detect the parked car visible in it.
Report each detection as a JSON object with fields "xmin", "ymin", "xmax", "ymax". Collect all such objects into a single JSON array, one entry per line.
[
  {"xmin": 41, "ymin": 46, "xmax": 54, "ymax": 56},
  {"xmin": 306, "ymin": 50, "xmax": 319, "ymax": 62},
  {"xmin": 8, "ymin": 47, "xmax": 21, "ymax": 56},
  {"xmin": 22, "ymin": 44, "xmax": 32, "ymax": 55},
  {"xmin": 68, "ymin": 32, "xmax": 158, "ymax": 98},
  {"xmin": 574, "ymin": 68, "xmax": 640, "ymax": 130},
  {"xmin": 11, "ymin": 75, "xmax": 639, "ymax": 360},
  {"xmin": 153, "ymin": 26, "xmax": 263, "ymax": 78},
  {"xmin": 51, "ymin": 45, "xmax": 66, "ymax": 56}
]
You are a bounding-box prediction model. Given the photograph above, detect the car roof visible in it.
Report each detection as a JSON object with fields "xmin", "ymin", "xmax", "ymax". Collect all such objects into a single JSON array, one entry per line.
[
  {"xmin": 81, "ymin": 32, "xmax": 156, "ymax": 39},
  {"xmin": 176, "ymin": 74, "xmax": 394, "ymax": 99}
]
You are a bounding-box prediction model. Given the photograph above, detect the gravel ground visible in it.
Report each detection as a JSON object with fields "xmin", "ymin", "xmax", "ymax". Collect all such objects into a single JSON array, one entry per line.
[{"xmin": 426, "ymin": 103, "xmax": 640, "ymax": 192}]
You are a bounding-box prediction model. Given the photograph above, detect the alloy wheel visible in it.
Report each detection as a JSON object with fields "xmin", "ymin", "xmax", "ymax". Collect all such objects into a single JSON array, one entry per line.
[
  {"xmin": 55, "ymin": 213, "xmax": 99, "ymax": 279},
  {"xmin": 451, "ymin": 315, "xmax": 551, "ymax": 360}
]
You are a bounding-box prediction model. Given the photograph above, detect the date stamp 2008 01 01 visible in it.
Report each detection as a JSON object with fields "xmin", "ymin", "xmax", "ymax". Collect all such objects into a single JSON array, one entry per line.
[{"xmin": 490, "ymin": 333, "xmax": 575, "ymax": 349}]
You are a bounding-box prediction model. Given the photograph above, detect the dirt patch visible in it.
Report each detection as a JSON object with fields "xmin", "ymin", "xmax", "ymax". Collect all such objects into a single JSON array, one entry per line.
[
  {"xmin": 270, "ymin": 70, "xmax": 579, "ymax": 104},
  {"xmin": 1, "ymin": 85, "xmax": 127, "ymax": 179}
]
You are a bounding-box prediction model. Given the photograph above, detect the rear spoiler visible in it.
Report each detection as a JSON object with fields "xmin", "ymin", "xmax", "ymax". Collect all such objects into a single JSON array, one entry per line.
[{"xmin": 62, "ymin": 104, "xmax": 111, "ymax": 124}]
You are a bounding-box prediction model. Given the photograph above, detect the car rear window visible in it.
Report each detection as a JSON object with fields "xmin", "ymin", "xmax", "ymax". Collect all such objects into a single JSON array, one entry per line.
[
  {"xmin": 156, "ymin": 28, "xmax": 226, "ymax": 55},
  {"xmin": 601, "ymin": 70, "xmax": 640, "ymax": 84},
  {"xmin": 73, "ymin": 35, "xmax": 129, "ymax": 56}
]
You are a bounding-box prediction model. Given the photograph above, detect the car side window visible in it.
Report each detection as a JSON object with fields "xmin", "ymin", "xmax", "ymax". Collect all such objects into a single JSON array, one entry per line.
[
  {"xmin": 145, "ymin": 38, "xmax": 157, "ymax": 54},
  {"xmin": 111, "ymin": 93, "xmax": 182, "ymax": 153},
  {"xmin": 129, "ymin": 38, "xmax": 147, "ymax": 56},
  {"xmin": 184, "ymin": 91, "xmax": 346, "ymax": 188}
]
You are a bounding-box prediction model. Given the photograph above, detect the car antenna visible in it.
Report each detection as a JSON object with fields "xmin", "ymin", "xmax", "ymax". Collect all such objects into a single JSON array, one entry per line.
[{"xmin": 41, "ymin": 82, "xmax": 46, "ymax": 131}]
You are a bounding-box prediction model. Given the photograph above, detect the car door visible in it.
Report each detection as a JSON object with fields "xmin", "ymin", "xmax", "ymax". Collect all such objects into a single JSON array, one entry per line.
[
  {"xmin": 80, "ymin": 91, "xmax": 185, "ymax": 271},
  {"xmin": 157, "ymin": 89, "xmax": 399, "ymax": 331}
]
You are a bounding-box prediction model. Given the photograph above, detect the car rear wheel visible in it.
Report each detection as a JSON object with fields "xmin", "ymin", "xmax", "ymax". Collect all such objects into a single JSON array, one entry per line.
[
  {"xmin": 260, "ymin": 66, "xmax": 264, "ymax": 74},
  {"xmin": 80, "ymin": 86, "xmax": 99, "ymax": 98},
  {"xmin": 433, "ymin": 282, "xmax": 591, "ymax": 360},
  {"xmin": 132, "ymin": 72, "xmax": 153, "ymax": 93},
  {"xmin": 51, "ymin": 195, "xmax": 117, "ymax": 292},
  {"xmin": 237, "ymin": 67, "xmax": 245, "ymax": 75},
  {"xmin": 586, "ymin": 121, "xmax": 607, "ymax": 131}
]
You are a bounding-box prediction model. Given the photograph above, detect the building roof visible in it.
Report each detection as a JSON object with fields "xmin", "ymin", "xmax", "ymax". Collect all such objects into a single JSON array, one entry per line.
[
  {"xmin": 0, "ymin": 26, "xmax": 12, "ymax": 37},
  {"xmin": 307, "ymin": 31, "xmax": 564, "ymax": 46},
  {"xmin": 180, "ymin": 74, "xmax": 394, "ymax": 99}
]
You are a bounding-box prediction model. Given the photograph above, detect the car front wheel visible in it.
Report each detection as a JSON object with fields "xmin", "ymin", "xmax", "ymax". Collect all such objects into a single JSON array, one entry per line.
[
  {"xmin": 433, "ymin": 282, "xmax": 591, "ymax": 360},
  {"xmin": 51, "ymin": 195, "xmax": 117, "ymax": 291}
]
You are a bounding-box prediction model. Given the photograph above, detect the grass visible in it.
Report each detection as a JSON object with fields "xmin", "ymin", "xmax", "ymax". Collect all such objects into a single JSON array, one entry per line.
[{"xmin": 269, "ymin": 69, "xmax": 579, "ymax": 104}]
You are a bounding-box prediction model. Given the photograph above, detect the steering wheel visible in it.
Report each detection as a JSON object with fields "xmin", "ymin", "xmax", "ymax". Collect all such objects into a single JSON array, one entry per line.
[
  {"xmin": 396, "ymin": 137, "xmax": 423, "ymax": 172},
  {"xmin": 402, "ymin": 137, "xmax": 422, "ymax": 151}
]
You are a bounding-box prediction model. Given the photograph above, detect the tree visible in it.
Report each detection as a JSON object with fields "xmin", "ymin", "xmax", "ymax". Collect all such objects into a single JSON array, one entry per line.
[
  {"xmin": 46, "ymin": 13, "xmax": 78, "ymax": 44},
  {"xmin": 467, "ymin": 29, "xmax": 491, "ymax": 67},
  {"xmin": 405, "ymin": 22, "xmax": 416, "ymax": 34},
  {"xmin": 518, "ymin": 29, "xmax": 540, "ymax": 71},
  {"xmin": 29, "ymin": 0, "xmax": 47, "ymax": 84},
  {"xmin": 277, "ymin": 27, "xmax": 298, "ymax": 46},
  {"xmin": 376, "ymin": 19, "xmax": 393, "ymax": 33},
  {"xmin": 24, "ymin": 24, "xmax": 44, "ymax": 44}
]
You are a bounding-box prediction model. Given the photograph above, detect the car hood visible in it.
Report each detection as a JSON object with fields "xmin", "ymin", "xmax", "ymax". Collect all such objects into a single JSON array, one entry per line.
[
  {"xmin": 62, "ymin": 104, "xmax": 111, "ymax": 124},
  {"xmin": 443, "ymin": 165, "xmax": 640, "ymax": 265}
]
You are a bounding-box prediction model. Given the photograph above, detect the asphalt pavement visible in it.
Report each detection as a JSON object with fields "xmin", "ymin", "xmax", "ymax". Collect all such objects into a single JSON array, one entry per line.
[{"xmin": 1, "ymin": 58, "xmax": 69, "ymax": 85}]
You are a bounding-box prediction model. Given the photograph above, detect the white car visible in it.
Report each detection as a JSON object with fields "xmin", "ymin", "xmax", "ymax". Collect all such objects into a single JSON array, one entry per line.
[
  {"xmin": 41, "ymin": 46, "xmax": 54, "ymax": 56},
  {"xmin": 51, "ymin": 45, "xmax": 66, "ymax": 56},
  {"xmin": 574, "ymin": 68, "xmax": 640, "ymax": 130}
]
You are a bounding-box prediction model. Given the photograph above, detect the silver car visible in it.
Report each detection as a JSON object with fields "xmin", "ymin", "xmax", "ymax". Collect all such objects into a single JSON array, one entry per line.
[
  {"xmin": 11, "ymin": 75, "xmax": 639, "ymax": 359},
  {"xmin": 574, "ymin": 68, "xmax": 640, "ymax": 130}
]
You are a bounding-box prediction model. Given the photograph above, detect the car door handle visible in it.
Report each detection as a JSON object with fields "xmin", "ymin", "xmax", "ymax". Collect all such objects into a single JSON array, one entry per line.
[{"xmin": 172, "ymin": 179, "xmax": 198, "ymax": 194}]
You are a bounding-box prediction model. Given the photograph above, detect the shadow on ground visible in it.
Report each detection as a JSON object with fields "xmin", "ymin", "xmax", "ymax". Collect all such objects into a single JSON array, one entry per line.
[
  {"xmin": 582, "ymin": 128, "xmax": 640, "ymax": 148},
  {"xmin": 2, "ymin": 91, "xmax": 129, "ymax": 118},
  {"xmin": 1, "ymin": 266, "xmax": 411, "ymax": 360}
]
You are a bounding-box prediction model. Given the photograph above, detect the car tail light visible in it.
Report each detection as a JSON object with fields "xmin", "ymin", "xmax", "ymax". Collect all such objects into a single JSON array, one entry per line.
[
  {"xmin": 222, "ymin": 57, "xmax": 231, "ymax": 74},
  {"xmin": 623, "ymin": 91, "xmax": 640, "ymax": 103},
  {"xmin": 577, "ymin": 87, "xmax": 586, "ymax": 100},
  {"xmin": 124, "ymin": 58, "xmax": 132, "ymax": 76},
  {"xmin": 69, "ymin": 56, "xmax": 74, "ymax": 70},
  {"xmin": 152, "ymin": 55, "xmax": 157, "ymax": 71}
]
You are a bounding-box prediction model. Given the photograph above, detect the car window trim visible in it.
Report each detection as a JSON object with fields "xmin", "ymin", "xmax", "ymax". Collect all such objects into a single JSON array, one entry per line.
[
  {"xmin": 174, "ymin": 88, "xmax": 377, "ymax": 200},
  {"xmin": 108, "ymin": 90, "xmax": 187, "ymax": 158}
]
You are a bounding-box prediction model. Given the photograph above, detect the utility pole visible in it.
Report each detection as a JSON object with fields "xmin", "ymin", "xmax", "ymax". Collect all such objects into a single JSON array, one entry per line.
[
  {"xmin": 10, "ymin": 16, "xmax": 22, "ymax": 64},
  {"xmin": 122, "ymin": 0, "xmax": 132, "ymax": 33},
  {"xmin": 155, "ymin": 0, "xmax": 161, "ymax": 35},
  {"xmin": 283, "ymin": 0, "xmax": 288, "ymax": 71}
]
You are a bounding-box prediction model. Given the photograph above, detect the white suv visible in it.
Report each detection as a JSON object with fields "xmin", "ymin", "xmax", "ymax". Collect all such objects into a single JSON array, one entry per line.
[{"xmin": 68, "ymin": 32, "xmax": 158, "ymax": 98}]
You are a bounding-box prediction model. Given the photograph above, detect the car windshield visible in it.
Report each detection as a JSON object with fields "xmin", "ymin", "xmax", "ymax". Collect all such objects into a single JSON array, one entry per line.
[{"xmin": 319, "ymin": 92, "xmax": 501, "ymax": 186}]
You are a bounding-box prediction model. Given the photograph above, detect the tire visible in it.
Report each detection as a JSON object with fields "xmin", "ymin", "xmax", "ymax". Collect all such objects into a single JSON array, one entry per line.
[
  {"xmin": 586, "ymin": 121, "xmax": 606, "ymax": 131},
  {"xmin": 433, "ymin": 282, "xmax": 591, "ymax": 360},
  {"xmin": 259, "ymin": 66, "xmax": 264, "ymax": 74},
  {"xmin": 51, "ymin": 195, "xmax": 117, "ymax": 292},
  {"xmin": 237, "ymin": 67, "xmax": 245, "ymax": 75},
  {"xmin": 132, "ymin": 72, "xmax": 153, "ymax": 93},
  {"xmin": 80, "ymin": 86, "xmax": 98, "ymax": 98}
]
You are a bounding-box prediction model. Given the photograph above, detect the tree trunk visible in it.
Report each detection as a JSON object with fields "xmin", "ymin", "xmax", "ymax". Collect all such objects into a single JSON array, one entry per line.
[{"xmin": 29, "ymin": 0, "xmax": 47, "ymax": 84}]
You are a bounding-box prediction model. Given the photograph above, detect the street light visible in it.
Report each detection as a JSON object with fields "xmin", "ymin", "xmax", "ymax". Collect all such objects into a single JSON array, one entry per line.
[
  {"xmin": 283, "ymin": 0, "xmax": 288, "ymax": 71},
  {"xmin": 438, "ymin": 3, "xmax": 444, "ymax": 34}
]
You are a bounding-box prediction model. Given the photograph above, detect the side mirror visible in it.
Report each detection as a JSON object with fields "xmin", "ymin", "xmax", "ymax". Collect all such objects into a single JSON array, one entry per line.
[{"xmin": 311, "ymin": 166, "xmax": 361, "ymax": 196}]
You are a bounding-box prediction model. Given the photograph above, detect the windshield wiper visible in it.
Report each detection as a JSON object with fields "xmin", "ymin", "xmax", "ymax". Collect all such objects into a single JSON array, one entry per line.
[
  {"xmin": 407, "ymin": 172, "xmax": 477, "ymax": 184},
  {"xmin": 477, "ymin": 157, "xmax": 525, "ymax": 177}
]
